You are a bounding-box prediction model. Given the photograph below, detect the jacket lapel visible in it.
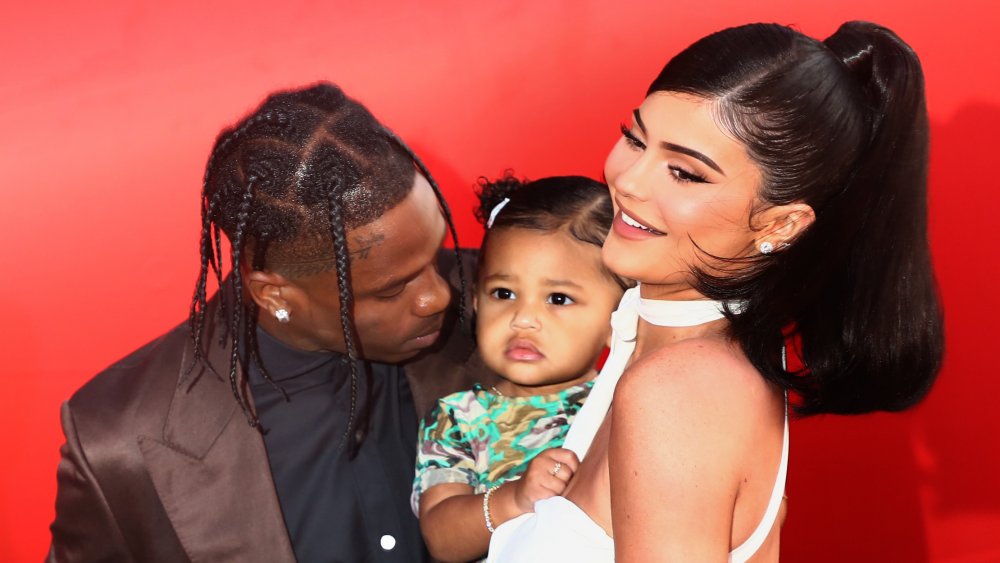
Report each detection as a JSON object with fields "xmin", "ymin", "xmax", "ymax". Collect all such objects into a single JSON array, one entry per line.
[
  {"xmin": 138, "ymin": 316, "xmax": 296, "ymax": 563},
  {"xmin": 134, "ymin": 249, "xmax": 492, "ymax": 561}
]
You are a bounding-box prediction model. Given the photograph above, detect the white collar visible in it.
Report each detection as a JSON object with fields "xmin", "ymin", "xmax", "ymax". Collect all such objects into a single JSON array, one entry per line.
[{"xmin": 637, "ymin": 293, "xmax": 731, "ymax": 327}]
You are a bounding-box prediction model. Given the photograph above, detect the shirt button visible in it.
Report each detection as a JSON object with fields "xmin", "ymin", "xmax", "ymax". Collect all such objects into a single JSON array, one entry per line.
[{"xmin": 380, "ymin": 534, "xmax": 396, "ymax": 551}]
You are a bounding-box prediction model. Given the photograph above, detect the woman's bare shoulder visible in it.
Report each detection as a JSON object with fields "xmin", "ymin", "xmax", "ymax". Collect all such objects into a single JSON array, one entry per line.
[
  {"xmin": 607, "ymin": 337, "xmax": 775, "ymax": 553},
  {"xmin": 612, "ymin": 337, "xmax": 774, "ymax": 453},
  {"xmin": 618, "ymin": 337, "xmax": 764, "ymax": 404}
]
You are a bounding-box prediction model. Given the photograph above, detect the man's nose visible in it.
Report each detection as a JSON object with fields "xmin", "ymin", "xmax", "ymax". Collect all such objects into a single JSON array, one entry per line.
[{"xmin": 414, "ymin": 267, "xmax": 451, "ymax": 317}]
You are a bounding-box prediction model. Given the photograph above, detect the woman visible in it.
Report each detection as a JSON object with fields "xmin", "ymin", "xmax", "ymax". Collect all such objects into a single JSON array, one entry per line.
[{"xmin": 487, "ymin": 21, "xmax": 943, "ymax": 562}]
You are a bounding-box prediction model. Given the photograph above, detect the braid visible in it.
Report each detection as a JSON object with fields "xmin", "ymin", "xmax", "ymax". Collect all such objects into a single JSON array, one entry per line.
[
  {"xmin": 227, "ymin": 178, "xmax": 260, "ymax": 428},
  {"xmin": 248, "ymin": 240, "xmax": 289, "ymax": 401},
  {"xmin": 215, "ymin": 109, "xmax": 281, "ymax": 427},
  {"xmin": 191, "ymin": 83, "xmax": 447, "ymax": 444},
  {"xmin": 382, "ymin": 128, "xmax": 467, "ymax": 326},
  {"xmin": 327, "ymin": 184, "xmax": 367, "ymax": 457},
  {"xmin": 188, "ymin": 195, "xmax": 212, "ymax": 367},
  {"xmin": 241, "ymin": 300, "xmax": 289, "ymax": 402},
  {"xmin": 213, "ymin": 221, "xmax": 227, "ymax": 344},
  {"xmin": 189, "ymin": 110, "xmax": 273, "ymax": 371},
  {"xmin": 188, "ymin": 161, "xmax": 226, "ymax": 375}
]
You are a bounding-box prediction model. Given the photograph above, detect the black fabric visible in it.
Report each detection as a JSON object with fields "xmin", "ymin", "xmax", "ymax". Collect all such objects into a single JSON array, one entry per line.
[{"xmin": 248, "ymin": 327, "xmax": 427, "ymax": 563}]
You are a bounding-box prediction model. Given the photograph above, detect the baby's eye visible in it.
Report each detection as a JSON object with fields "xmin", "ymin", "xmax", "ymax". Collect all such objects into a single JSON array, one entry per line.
[
  {"xmin": 490, "ymin": 287, "xmax": 516, "ymax": 300},
  {"xmin": 547, "ymin": 293, "xmax": 575, "ymax": 306}
]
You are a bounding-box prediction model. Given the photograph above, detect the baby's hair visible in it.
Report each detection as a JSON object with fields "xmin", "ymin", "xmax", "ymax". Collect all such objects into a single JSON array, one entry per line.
[{"xmin": 474, "ymin": 172, "xmax": 631, "ymax": 291}]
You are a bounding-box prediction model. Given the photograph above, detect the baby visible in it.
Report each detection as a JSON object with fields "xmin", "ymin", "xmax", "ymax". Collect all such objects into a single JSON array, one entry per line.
[{"xmin": 411, "ymin": 174, "xmax": 629, "ymax": 562}]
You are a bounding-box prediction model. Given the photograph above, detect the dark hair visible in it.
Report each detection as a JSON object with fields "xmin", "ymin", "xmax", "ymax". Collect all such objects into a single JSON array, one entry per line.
[
  {"xmin": 188, "ymin": 82, "xmax": 464, "ymax": 455},
  {"xmin": 474, "ymin": 172, "xmax": 631, "ymax": 292},
  {"xmin": 647, "ymin": 22, "xmax": 943, "ymax": 415}
]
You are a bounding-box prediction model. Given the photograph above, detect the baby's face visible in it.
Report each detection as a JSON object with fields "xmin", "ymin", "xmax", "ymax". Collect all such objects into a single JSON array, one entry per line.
[{"xmin": 475, "ymin": 228, "xmax": 624, "ymax": 396}]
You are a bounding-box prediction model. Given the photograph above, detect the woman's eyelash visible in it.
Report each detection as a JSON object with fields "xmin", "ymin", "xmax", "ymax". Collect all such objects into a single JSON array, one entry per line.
[
  {"xmin": 619, "ymin": 123, "xmax": 645, "ymax": 150},
  {"xmin": 619, "ymin": 122, "xmax": 707, "ymax": 183},
  {"xmin": 669, "ymin": 165, "xmax": 707, "ymax": 184}
]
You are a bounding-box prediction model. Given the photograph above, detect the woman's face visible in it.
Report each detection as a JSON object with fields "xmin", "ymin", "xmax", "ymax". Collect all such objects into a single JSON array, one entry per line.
[{"xmin": 602, "ymin": 92, "xmax": 763, "ymax": 298}]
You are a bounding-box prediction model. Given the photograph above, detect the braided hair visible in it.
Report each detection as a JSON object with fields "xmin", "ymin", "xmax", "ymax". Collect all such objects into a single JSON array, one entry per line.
[
  {"xmin": 188, "ymin": 83, "xmax": 464, "ymax": 456},
  {"xmin": 474, "ymin": 172, "xmax": 631, "ymax": 292}
]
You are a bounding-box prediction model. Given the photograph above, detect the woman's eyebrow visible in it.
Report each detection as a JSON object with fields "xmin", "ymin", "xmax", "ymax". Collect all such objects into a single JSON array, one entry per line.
[
  {"xmin": 661, "ymin": 141, "xmax": 726, "ymax": 176},
  {"xmin": 633, "ymin": 108, "xmax": 726, "ymax": 176}
]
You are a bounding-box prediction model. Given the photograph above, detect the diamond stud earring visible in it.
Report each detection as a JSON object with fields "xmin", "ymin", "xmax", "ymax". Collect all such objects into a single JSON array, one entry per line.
[
  {"xmin": 275, "ymin": 308, "xmax": 291, "ymax": 323},
  {"xmin": 759, "ymin": 241, "xmax": 774, "ymax": 254}
]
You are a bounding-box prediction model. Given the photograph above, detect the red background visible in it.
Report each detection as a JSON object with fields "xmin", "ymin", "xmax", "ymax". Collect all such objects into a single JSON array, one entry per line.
[{"xmin": 2, "ymin": 1, "xmax": 998, "ymax": 561}]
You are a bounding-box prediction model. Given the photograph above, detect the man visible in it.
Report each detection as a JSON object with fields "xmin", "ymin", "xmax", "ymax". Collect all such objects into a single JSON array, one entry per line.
[{"xmin": 49, "ymin": 83, "xmax": 495, "ymax": 562}]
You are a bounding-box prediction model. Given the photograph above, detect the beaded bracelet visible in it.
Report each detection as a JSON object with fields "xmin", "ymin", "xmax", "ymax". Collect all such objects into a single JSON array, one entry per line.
[{"xmin": 483, "ymin": 484, "xmax": 501, "ymax": 533}]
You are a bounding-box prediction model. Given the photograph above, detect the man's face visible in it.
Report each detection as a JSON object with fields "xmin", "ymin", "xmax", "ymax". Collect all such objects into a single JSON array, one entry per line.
[{"xmin": 279, "ymin": 172, "xmax": 451, "ymax": 363}]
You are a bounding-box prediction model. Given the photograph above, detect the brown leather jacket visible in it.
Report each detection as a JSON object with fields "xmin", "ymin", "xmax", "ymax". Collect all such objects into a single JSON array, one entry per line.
[{"xmin": 48, "ymin": 249, "xmax": 497, "ymax": 562}]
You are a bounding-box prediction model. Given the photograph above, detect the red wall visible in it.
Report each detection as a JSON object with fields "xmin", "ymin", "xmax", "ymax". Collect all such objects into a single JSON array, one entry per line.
[{"xmin": 2, "ymin": 1, "xmax": 998, "ymax": 561}]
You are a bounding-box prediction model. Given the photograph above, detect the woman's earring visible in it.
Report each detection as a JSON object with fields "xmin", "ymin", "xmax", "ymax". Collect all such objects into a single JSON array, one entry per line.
[
  {"xmin": 275, "ymin": 308, "xmax": 291, "ymax": 323},
  {"xmin": 759, "ymin": 241, "xmax": 774, "ymax": 255}
]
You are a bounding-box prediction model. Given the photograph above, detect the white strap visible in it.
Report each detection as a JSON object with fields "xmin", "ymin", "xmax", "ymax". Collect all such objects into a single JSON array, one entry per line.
[
  {"xmin": 563, "ymin": 288, "xmax": 640, "ymax": 459},
  {"xmin": 637, "ymin": 295, "xmax": 732, "ymax": 327},
  {"xmin": 729, "ymin": 348, "xmax": 790, "ymax": 562},
  {"xmin": 564, "ymin": 286, "xmax": 736, "ymax": 459},
  {"xmin": 728, "ymin": 397, "xmax": 788, "ymax": 562},
  {"xmin": 564, "ymin": 287, "xmax": 789, "ymax": 563}
]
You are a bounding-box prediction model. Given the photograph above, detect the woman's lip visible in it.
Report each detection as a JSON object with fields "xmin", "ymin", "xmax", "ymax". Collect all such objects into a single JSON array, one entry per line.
[
  {"xmin": 505, "ymin": 339, "xmax": 544, "ymax": 361},
  {"xmin": 617, "ymin": 204, "xmax": 664, "ymax": 233},
  {"xmin": 612, "ymin": 210, "xmax": 667, "ymax": 240}
]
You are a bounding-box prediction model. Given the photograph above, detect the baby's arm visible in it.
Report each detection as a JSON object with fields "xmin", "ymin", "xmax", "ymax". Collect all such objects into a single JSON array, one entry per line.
[{"xmin": 419, "ymin": 447, "xmax": 580, "ymax": 562}]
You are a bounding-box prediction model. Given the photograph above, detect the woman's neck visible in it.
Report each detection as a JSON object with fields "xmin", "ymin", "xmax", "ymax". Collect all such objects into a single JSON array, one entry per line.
[
  {"xmin": 633, "ymin": 316, "xmax": 728, "ymax": 357},
  {"xmin": 637, "ymin": 281, "xmax": 705, "ymax": 301},
  {"xmin": 631, "ymin": 283, "xmax": 731, "ymax": 358}
]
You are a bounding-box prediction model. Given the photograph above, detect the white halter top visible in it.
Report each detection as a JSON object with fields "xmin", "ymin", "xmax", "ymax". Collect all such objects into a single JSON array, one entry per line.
[{"xmin": 487, "ymin": 287, "xmax": 789, "ymax": 562}]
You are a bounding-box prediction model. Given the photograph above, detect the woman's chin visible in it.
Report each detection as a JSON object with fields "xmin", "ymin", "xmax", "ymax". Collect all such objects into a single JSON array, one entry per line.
[{"xmin": 602, "ymin": 239, "xmax": 650, "ymax": 282}]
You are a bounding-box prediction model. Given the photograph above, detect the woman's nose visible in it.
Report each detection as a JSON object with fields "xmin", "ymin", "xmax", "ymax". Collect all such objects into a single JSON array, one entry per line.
[{"xmin": 612, "ymin": 156, "xmax": 652, "ymax": 202}]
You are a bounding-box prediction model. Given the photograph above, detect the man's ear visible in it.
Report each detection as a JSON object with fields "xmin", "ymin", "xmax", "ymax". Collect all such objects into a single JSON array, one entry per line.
[
  {"xmin": 246, "ymin": 269, "xmax": 295, "ymax": 318},
  {"xmin": 754, "ymin": 202, "xmax": 816, "ymax": 250}
]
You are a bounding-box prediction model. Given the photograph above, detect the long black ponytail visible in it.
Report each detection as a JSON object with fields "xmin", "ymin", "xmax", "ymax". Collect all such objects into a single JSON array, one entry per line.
[{"xmin": 648, "ymin": 22, "xmax": 943, "ymax": 415}]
